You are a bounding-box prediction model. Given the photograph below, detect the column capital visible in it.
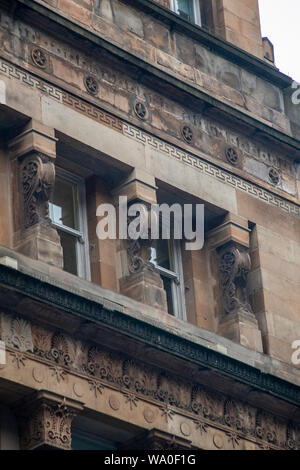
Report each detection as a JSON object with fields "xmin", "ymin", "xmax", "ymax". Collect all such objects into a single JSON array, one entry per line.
[{"xmin": 14, "ymin": 390, "xmax": 84, "ymax": 450}]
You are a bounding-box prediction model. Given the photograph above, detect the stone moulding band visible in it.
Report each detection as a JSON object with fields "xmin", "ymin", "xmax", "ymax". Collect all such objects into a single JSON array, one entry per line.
[
  {"xmin": 0, "ymin": 264, "xmax": 299, "ymax": 407},
  {"xmin": 122, "ymin": 124, "xmax": 300, "ymax": 218},
  {"xmin": 0, "ymin": 57, "xmax": 298, "ymax": 219}
]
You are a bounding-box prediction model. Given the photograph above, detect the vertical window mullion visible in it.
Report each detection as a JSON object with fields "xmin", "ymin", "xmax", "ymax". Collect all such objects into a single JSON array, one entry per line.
[{"xmin": 172, "ymin": 239, "xmax": 187, "ymax": 321}]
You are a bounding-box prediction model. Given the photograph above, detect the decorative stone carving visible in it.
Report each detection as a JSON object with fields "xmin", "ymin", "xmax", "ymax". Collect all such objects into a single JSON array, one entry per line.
[
  {"xmin": 8, "ymin": 120, "xmax": 63, "ymax": 267},
  {"xmin": 10, "ymin": 351, "xmax": 27, "ymax": 369},
  {"xmin": 20, "ymin": 153, "xmax": 55, "ymax": 229},
  {"xmin": 84, "ymin": 75, "xmax": 99, "ymax": 95},
  {"xmin": 7, "ymin": 311, "xmax": 296, "ymax": 449},
  {"xmin": 31, "ymin": 47, "xmax": 48, "ymax": 69},
  {"xmin": 286, "ymin": 422, "xmax": 300, "ymax": 450},
  {"xmin": 134, "ymin": 101, "xmax": 148, "ymax": 120},
  {"xmin": 1, "ymin": 312, "xmax": 33, "ymax": 352},
  {"xmin": 219, "ymin": 243, "xmax": 253, "ymax": 318},
  {"xmin": 269, "ymin": 167, "xmax": 280, "ymax": 185},
  {"xmin": 119, "ymin": 200, "xmax": 167, "ymax": 311},
  {"xmin": 225, "ymin": 147, "xmax": 239, "ymax": 165},
  {"xmin": 208, "ymin": 215, "xmax": 263, "ymax": 352},
  {"xmin": 14, "ymin": 391, "xmax": 84, "ymax": 450},
  {"xmin": 50, "ymin": 331, "xmax": 77, "ymax": 367},
  {"xmin": 127, "ymin": 238, "xmax": 153, "ymax": 275},
  {"xmin": 181, "ymin": 124, "xmax": 194, "ymax": 144}
]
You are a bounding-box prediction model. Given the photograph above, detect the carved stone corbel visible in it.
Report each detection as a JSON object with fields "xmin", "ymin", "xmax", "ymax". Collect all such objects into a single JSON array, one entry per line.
[
  {"xmin": 9, "ymin": 120, "xmax": 63, "ymax": 268},
  {"xmin": 20, "ymin": 153, "xmax": 55, "ymax": 229},
  {"xmin": 219, "ymin": 243, "xmax": 253, "ymax": 318},
  {"xmin": 207, "ymin": 213, "xmax": 263, "ymax": 352},
  {"xmin": 14, "ymin": 390, "xmax": 84, "ymax": 450},
  {"xmin": 120, "ymin": 203, "xmax": 168, "ymax": 311},
  {"xmin": 113, "ymin": 169, "xmax": 167, "ymax": 311}
]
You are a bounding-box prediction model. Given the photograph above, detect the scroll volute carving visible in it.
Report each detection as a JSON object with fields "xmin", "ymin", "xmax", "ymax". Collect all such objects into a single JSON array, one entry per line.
[
  {"xmin": 126, "ymin": 202, "xmax": 155, "ymax": 275},
  {"xmin": 219, "ymin": 243, "xmax": 253, "ymax": 317},
  {"xmin": 20, "ymin": 153, "xmax": 55, "ymax": 229}
]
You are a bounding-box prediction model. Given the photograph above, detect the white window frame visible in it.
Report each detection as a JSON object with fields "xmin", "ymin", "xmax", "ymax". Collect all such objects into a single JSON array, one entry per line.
[
  {"xmin": 172, "ymin": 0, "xmax": 202, "ymax": 26},
  {"xmin": 153, "ymin": 239, "xmax": 187, "ymax": 321},
  {"xmin": 49, "ymin": 167, "xmax": 91, "ymax": 281}
]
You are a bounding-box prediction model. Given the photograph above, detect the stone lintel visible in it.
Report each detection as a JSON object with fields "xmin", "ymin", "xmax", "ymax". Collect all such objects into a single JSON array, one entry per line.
[
  {"xmin": 113, "ymin": 168, "xmax": 157, "ymax": 205},
  {"xmin": 8, "ymin": 119, "xmax": 57, "ymax": 161},
  {"xmin": 207, "ymin": 212, "xmax": 250, "ymax": 249}
]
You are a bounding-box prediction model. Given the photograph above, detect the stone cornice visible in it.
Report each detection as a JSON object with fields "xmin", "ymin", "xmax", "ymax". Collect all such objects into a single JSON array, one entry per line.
[
  {"xmin": 11, "ymin": 0, "xmax": 300, "ymax": 156},
  {"xmin": 0, "ymin": 263, "xmax": 299, "ymax": 407}
]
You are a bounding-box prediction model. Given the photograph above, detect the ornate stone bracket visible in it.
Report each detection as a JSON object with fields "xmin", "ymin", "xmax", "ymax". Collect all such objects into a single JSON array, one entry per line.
[
  {"xmin": 14, "ymin": 390, "xmax": 84, "ymax": 450},
  {"xmin": 20, "ymin": 153, "xmax": 55, "ymax": 229},
  {"xmin": 207, "ymin": 213, "xmax": 263, "ymax": 352},
  {"xmin": 219, "ymin": 243, "xmax": 253, "ymax": 318},
  {"xmin": 8, "ymin": 120, "xmax": 63, "ymax": 268},
  {"xmin": 114, "ymin": 169, "xmax": 167, "ymax": 311}
]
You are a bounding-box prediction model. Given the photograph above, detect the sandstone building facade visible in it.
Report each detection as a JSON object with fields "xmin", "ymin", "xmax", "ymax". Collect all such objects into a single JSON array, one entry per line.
[{"xmin": 0, "ymin": 0, "xmax": 299, "ymax": 450}]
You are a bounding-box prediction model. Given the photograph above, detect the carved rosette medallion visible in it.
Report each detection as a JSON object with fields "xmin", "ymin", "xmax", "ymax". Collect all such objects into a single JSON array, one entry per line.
[
  {"xmin": 219, "ymin": 243, "xmax": 253, "ymax": 317},
  {"xmin": 134, "ymin": 101, "xmax": 148, "ymax": 120},
  {"xmin": 181, "ymin": 124, "xmax": 194, "ymax": 144},
  {"xmin": 31, "ymin": 47, "xmax": 48, "ymax": 69},
  {"xmin": 84, "ymin": 75, "xmax": 99, "ymax": 95},
  {"xmin": 225, "ymin": 147, "xmax": 239, "ymax": 165},
  {"xmin": 20, "ymin": 154, "xmax": 55, "ymax": 229}
]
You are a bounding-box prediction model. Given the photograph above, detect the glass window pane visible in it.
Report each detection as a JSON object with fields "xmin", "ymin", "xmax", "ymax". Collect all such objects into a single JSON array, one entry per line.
[
  {"xmin": 175, "ymin": 0, "xmax": 195, "ymax": 23},
  {"xmin": 50, "ymin": 178, "xmax": 79, "ymax": 230},
  {"xmin": 72, "ymin": 434, "xmax": 116, "ymax": 450},
  {"xmin": 58, "ymin": 229, "xmax": 78, "ymax": 276},
  {"xmin": 150, "ymin": 239, "xmax": 172, "ymax": 270}
]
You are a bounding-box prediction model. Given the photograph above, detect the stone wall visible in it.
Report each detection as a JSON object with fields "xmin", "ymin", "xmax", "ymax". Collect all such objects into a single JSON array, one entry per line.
[
  {"xmin": 0, "ymin": 1, "xmax": 298, "ymax": 365},
  {"xmin": 22, "ymin": 1, "xmax": 292, "ymax": 135}
]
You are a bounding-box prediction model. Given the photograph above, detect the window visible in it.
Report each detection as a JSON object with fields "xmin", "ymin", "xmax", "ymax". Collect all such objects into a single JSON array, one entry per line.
[
  {"xmin": 151, "ymin": 239, "xmax": 186, "ymax": 320},
  {"xmin": 72, "ymin": 433, "xmax": 116, "ymax": 450},
  {"xmin": 172, "ymin": 0, "xmax": 202, "ymax": 26},
  {"xmin": 49, "ymin": 168, "xmax": 90, "ymax": 280}
]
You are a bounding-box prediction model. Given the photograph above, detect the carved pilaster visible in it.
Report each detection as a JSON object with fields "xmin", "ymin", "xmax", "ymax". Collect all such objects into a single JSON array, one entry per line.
[
  {"xmin": 9, "ymin": 120, "xmax": 63, "ymax": 268},
  {"xmin": 14, "ymin": 391, "xmax": 84, "ymax": 450},
  {"xmin": 208, "ymin": 214, "xmax": 263, "ymax": 352}
]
